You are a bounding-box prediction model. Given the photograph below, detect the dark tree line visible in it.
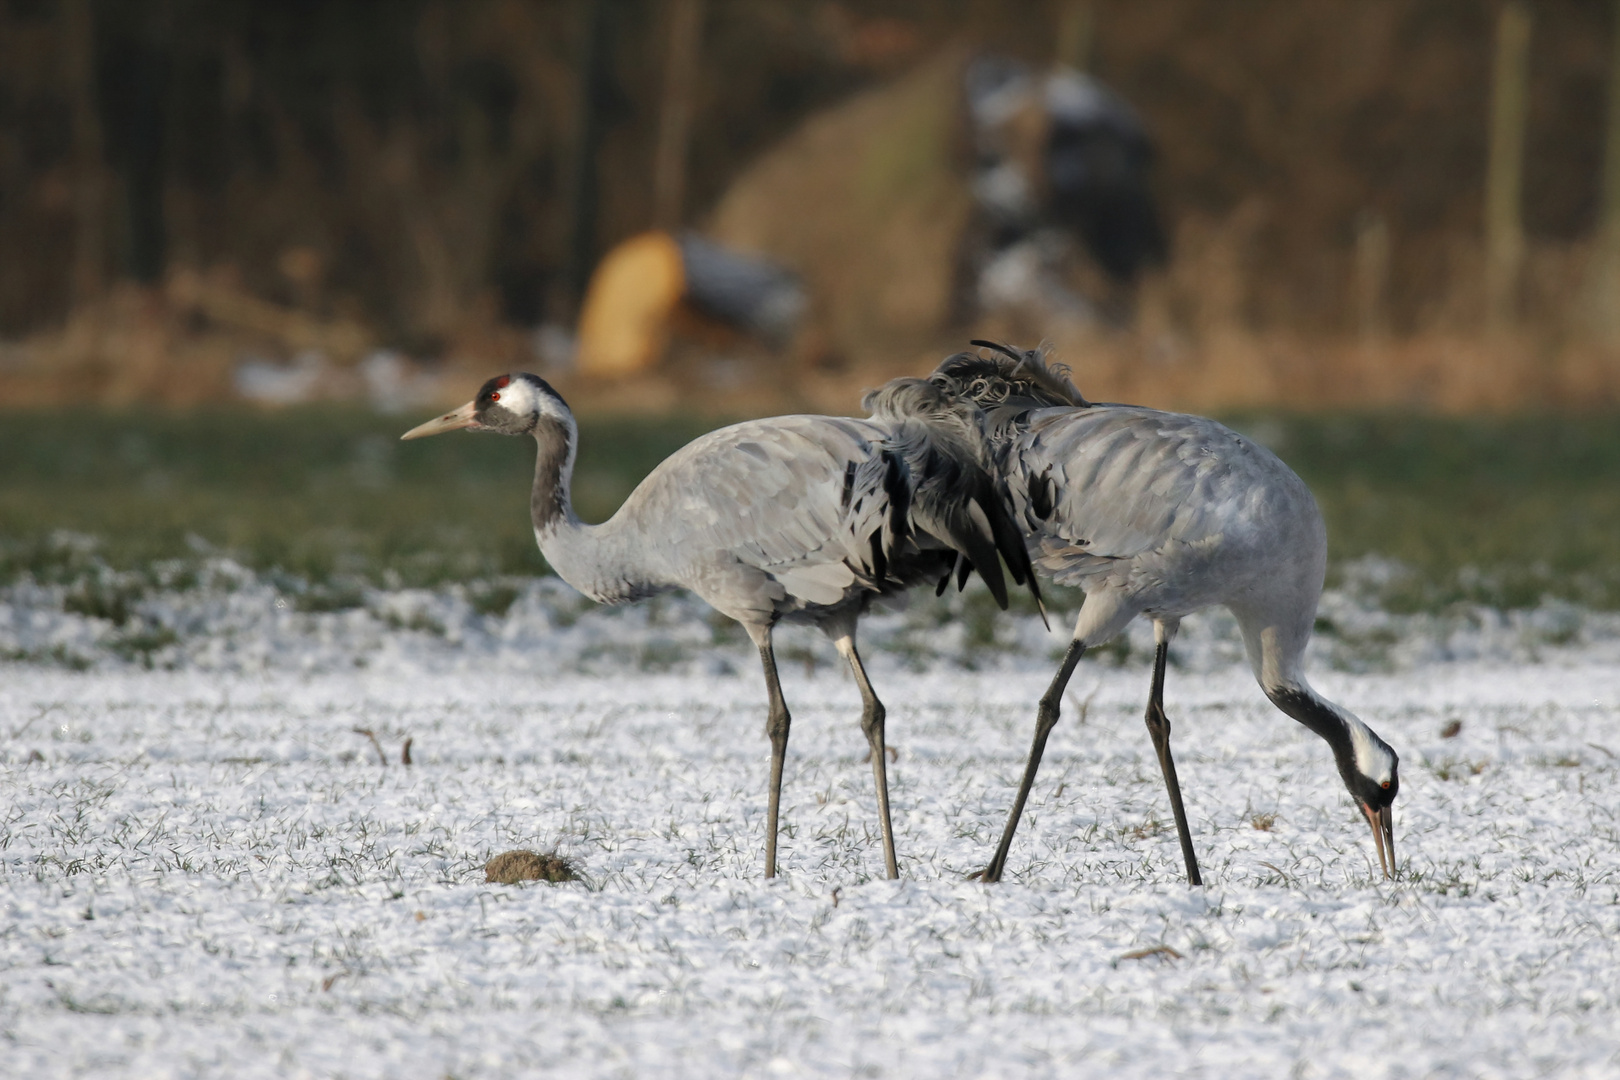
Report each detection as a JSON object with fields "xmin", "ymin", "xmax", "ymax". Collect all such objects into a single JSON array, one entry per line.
[{"xmin": 0, "ymin": 0, "xmax": 1614, "ymax": 347}]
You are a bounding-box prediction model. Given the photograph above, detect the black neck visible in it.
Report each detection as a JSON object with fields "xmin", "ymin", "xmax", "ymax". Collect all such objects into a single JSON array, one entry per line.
[
  {"xmin": 530, "ymin": 421, "xmax": 573, "ymax": 534},
  {"xmin": 1266, "ymin": 685, "xmax": 1358, "ymax": 790}
]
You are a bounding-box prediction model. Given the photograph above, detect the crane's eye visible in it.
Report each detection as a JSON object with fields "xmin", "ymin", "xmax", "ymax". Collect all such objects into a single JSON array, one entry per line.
[
  {"xmin": 489, "ymin": 391, "xmax": 500, "ymax": 403},
  {"xmin": 1381, "ymin": 780, "xmax": 1391, "ymax": 789}
]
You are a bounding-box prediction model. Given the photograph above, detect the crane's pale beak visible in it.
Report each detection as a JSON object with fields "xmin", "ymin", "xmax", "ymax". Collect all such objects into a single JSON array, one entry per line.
[
  {"xmin": 1363, "ymin": 803, "xmax": 1395, "ymax": 879},
  {"xmin": 401, "ymin": 400, "xmax": 478, "ymax": 441}
]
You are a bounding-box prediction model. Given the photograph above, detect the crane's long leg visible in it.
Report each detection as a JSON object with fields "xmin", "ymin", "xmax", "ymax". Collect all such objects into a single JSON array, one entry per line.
[
  {"xmin": 1144, "ymin": 639, "xmax": 1202, "ymax": 886},
  {"xmin": 980, "ymin": 640, "xmax": 1087, "ymax": 883},
  {"xmin": 753, "ymin": 630, "xmax": 793, "ymax": 879},
  {"xmin": 833, "ymin": 632, "xmax": 898, "ymax": 879}
]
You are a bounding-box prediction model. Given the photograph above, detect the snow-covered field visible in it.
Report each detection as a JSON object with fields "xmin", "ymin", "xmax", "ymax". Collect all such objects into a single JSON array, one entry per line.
[{"xmin": 4, "ymin": 568, "xmax": 1620, "ymax": 1078}]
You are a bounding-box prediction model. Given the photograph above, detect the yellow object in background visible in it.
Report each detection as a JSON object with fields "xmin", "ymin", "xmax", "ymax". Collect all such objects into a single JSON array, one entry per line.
[{"xmin": 574, "ymin": 231, "xmax": 687, "ymax": 378}]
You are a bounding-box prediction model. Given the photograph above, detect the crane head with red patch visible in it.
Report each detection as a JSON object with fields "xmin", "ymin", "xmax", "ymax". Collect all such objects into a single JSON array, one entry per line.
[{"xmin": 400, "ymin": 374, "xmax": 570, "ymax": 441}]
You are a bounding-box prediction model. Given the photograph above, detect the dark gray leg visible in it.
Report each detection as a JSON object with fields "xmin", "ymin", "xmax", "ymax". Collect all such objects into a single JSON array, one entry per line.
[
  {"xmin": 1144, "ymin": 640, "xmax": 1202, "ymax": 886},
  {"xmin": 836, "ymin": 634, "xmax": 898, "ymax": 879},
  {"xmin": 980, "ymin": 640, "xmax": 1087, "ymax": 883},
  {"xmin": 757, "ymin": 636, "xmax": 792, "ymax": 879}
]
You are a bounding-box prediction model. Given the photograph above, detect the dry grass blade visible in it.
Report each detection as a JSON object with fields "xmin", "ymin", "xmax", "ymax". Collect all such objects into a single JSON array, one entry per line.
[
  {"xmin": 1126, "ymin": 819, "xmax": 1166, "ymax": 841},
  {"xmin": 1120, "ymin": 945, "xmax": 1183, "ymax": 962},
  {"xmin": 8, "ymin": 704, "xmax": 57, "ymax": 740},
  {"xmin": 1065, "ymin": 682, "xmax": 1102, "ymax": 725},
  {"xmin": 401, "ymin": 736, "xmax": 413, "ymax": 766},
  {"xmin": 1441, "ymin": 720, "xmax": 1463, "ymax": 738},
  {"xmin": 351, "ymin": 727, "xmax": 387, "ymax": 767},
  {"xmin": 1260, "ymin": 861, "xmax": 1299, "ymax": 886}
]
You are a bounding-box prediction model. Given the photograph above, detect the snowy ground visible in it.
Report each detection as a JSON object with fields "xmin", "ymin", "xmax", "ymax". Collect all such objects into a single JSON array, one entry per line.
[{"xmin": 4, "ymin": 570, "xmax": 1620, "ymax": 1078}]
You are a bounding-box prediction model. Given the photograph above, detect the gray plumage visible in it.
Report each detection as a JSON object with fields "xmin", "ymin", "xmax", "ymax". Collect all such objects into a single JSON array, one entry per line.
[
  {"xmin": 402, "ymin": 372, "xmax": 1036, "ymax": 881},
  {"xmin": 1005, "ymin": 405, "xmax": 1325, "ymax": 627},
  {"xmin": 931, "ymin": 343, "xmax": 1400, "ymax": 884}
]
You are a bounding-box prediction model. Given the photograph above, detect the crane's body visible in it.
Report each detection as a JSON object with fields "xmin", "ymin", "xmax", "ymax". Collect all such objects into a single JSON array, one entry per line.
[
  {"xmin": 932, "ymin": 344, "xmax": 1399, "ymax": 884},
  {"xmin": 403, "ymin": 373, "xmax": 1035, "ymax": 880},
  {"xmin": 537, "ymin": 412, "xmax": 1001, "ymax": 626},
  {"xmin": 1000, "ymin": 404, "xmax": 1326, "ymax": 644}
]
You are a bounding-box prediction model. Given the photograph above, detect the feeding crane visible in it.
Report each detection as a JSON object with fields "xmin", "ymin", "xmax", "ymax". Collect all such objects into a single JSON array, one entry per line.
[
  {"xmin": 930, "ymin": 343, "xmax": 1399, "ymax": 885},
  {"xmin": 402, "ymin": 373, "xmax": 1037, "ymax": 880}
]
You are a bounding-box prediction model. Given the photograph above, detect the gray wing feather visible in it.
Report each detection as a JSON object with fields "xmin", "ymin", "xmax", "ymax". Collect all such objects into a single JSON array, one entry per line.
[
  {"xmin": 1009, "ymin": 406, "xmax": 1301, "ymax": 586},
  {"xmin": 613, "ymin": 416, "xmax": 905, "ymax": 612}
]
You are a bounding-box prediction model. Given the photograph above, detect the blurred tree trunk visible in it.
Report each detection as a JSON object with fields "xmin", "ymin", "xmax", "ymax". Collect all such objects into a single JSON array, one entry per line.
[
  {"xmin": 320, "ymin": 2, "xmax": 539, "ymax": 346},
  {"xmin": 98, "ymin": 0, "xmax": 172, "ymax": 285},
  {"xmin": 63, "ymin": 0, "xmax": 106, "ymax": 308},
  {"xmin": 1587, "ymin": 0, "xmax": 1620, "ymax": 343},
  {"xmin": 1354, "ymin": 210, "xmax": 1391, "ymax": 343},
  {"xmin": 653, "ymin": 0, "xmax": 704, "ymax": 231},
  {"xmin": 1484, "ymin": 0, "xmax": 1531, "ymax": 335},
  {"xmin": 125, "ymin": 53, "xmax": 169, "ymax": 284},
  {"xmin": 566, "ymin": 0, "xmax": 609, "ymax": 310},
  {"xmin": 1055, "ymin": 0, "xmax": 1096, "ymax": 71}
]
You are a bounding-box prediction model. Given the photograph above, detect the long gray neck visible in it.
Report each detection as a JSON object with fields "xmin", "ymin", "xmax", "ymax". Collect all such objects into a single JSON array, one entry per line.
[
  {"xmin": 527, "ymin": 417, "xmax": 661, "ymax": 605},
  {"xmin": 530, "ymin": 417, "xmax": 580, "ymax": 537}
]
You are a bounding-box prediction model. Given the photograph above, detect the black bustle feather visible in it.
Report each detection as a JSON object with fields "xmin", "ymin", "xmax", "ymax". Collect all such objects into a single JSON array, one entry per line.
[
  {"xmin": 861, "ymin": 369, "xmax": 1046, "ymax": 617},
  {"xmin": 977, "ymin": 481, "xmax": 1045, "ymax": 625},
  {"xmin": 1029, "ymin": 470, "xmax": 1056, "ymax": 521},
  {"xmin": 868, "ymin": 529, "xmax": 887, "ymax": 583},
  {"xmin": 968, "ymin": 339, "xmax": 1026, "ymax": 362}
]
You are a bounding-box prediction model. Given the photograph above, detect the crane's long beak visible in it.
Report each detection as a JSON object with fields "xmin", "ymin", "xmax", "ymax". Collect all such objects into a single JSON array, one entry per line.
[
  {"xmin": 1363, "ymin": 803, "xmax": 1396, "ymax": 879},
  {"xmin": 401, "ymin": 400, "xmax": 478, "ymax": 441}
]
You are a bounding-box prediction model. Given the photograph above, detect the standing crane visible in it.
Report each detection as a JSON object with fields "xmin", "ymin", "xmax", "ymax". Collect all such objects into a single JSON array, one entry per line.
[
  {"xmin": 930, "ymin": 343, "xmax": 1399, "ymax": 885},
  {"xmin": 402, "ymin": 373, "xmax": 1036, "ymax": 880}
]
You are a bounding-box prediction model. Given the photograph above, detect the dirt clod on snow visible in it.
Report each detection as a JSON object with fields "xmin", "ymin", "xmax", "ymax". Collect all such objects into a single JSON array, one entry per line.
[{"xmin": 484, "ymin": 849, "xmax": 579, "ymax": 885}]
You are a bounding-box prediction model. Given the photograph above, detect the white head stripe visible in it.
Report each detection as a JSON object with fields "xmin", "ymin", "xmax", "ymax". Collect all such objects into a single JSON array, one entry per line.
[{"xmin": 1349, "ymin": 721, "xmax": 1393, "ymax": 783}]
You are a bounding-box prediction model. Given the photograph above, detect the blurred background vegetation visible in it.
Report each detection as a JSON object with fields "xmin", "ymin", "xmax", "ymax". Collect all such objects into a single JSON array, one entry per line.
[
  {"xmin": 3, "ymin": 0, "xmax": 1620, "ymax": 408},
  {"xmin": 2, "ymin": 0, "xmax": 1619, "ymax": 610}
]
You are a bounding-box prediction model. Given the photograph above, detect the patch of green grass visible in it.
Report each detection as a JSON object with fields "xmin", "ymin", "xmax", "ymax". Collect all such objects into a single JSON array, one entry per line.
[
  {"xmin": 0, "ymin": 406, "xmax": 724, "ymax": 588},
  {"xmin": 109, "ymin": 624, "xmax": 180, "ymax": 667},
  {"xmin": 3, "ymin": 408, "xmax": 1618, "ymax": 610},
  {"xmin": 61, "ymin": 577, "xmax": 141, "ymax": 625},
  {"xmin": 1228, "ymin": 413, "xmax": 1620, "ymax": 610},
  {"xmin": 292, "ymin": 580, "xmax": 368, "ymax": 613},
  {"xmin": 467, "ymin": 581, "xmax": 522, "ymax": 617}
]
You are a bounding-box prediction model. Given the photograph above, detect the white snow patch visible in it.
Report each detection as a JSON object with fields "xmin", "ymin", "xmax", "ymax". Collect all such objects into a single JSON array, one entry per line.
[
  {"xmin": 2, "ymin": 654, "xmax": 1619, "ymax": 1078},
  {"xmin": 5, "ymin": 556, "xmax": 1620, "ymax": 678}
]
